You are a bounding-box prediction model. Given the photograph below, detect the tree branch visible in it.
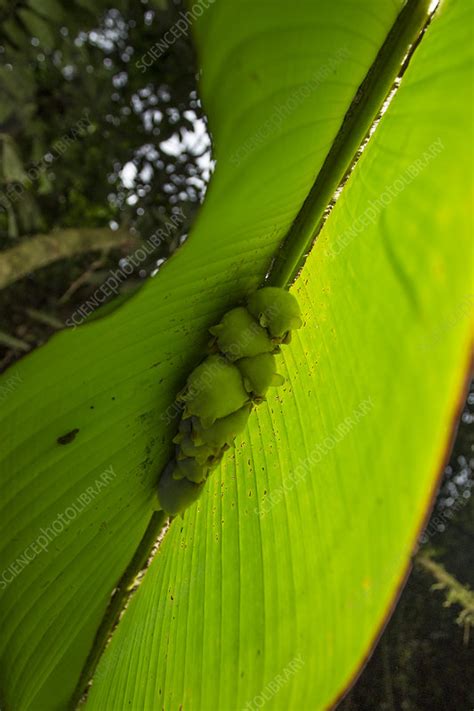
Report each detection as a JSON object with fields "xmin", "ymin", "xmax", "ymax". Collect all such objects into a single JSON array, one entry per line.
[{"xmin": 0, "ymin": 227, "xmax": 139, "ymax": 290}]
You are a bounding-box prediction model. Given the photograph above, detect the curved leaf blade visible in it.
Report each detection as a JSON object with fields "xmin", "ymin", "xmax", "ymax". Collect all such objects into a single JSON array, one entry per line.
[
  {"xmin": 86, "ymin": 0, "xmax": 473, "ymax": 708},
  {"xmin": 0, "ymin": 1, "xmax": 407, "ymax": 707}
]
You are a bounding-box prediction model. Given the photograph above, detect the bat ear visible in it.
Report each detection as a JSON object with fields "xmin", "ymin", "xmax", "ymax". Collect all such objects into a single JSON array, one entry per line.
[{"xmin": 272, "ymin": 373, "xmax": 285, "ymax": 387}]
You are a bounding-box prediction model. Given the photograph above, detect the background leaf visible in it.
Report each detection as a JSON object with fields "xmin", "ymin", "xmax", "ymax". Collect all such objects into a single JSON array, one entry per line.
[{"xmin": 1, "ymin": 137, "xmax": 27, "ymax": 183}]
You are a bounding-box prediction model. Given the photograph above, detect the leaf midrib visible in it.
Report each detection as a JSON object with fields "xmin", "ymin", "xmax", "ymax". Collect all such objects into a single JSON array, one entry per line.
[{"xmin": 267, "ymin": 0, "xmax": 435, "ymax": 289}]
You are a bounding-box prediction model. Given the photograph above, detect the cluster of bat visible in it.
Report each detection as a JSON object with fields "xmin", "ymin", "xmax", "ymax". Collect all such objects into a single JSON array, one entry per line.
[{"xmin": 157, "ymin": 287, "xmax": 302, "ymax": 515}]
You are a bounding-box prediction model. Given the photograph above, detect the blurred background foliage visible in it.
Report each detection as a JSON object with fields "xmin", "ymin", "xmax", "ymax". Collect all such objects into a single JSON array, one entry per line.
[
  {"xmin": 0, "ymin": 1, "xmax": 472, "ymax": 708},
  {"xmin": 0, "ymin": 0, "xmax": 211, "ymax": 369}
]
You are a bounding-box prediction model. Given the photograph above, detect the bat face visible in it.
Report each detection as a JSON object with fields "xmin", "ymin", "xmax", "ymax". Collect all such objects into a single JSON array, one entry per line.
[{"xmin": 247, "ymin": 287, "xmax": 303, "ymax": 339}]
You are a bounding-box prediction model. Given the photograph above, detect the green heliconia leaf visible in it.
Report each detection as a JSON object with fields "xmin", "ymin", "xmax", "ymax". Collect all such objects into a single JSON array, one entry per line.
[
  {"xmin": 85, "ymin": 0, "xmax": 473, "ymax": 709},
  {"xmin": 0, "ymin": 0, "xmax": 472, "ymax": 710}
]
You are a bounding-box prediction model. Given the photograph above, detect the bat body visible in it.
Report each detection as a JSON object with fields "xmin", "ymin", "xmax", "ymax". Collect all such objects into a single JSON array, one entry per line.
[{"xmin": 157, "ymin": 287, "xmax": 302, "ymax": 515}]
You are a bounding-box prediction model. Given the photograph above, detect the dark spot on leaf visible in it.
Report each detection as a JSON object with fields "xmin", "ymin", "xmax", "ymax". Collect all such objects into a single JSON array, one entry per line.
[{"xmin": 56, "ymin": 428, "xmax": 80, "ymax": 445}]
